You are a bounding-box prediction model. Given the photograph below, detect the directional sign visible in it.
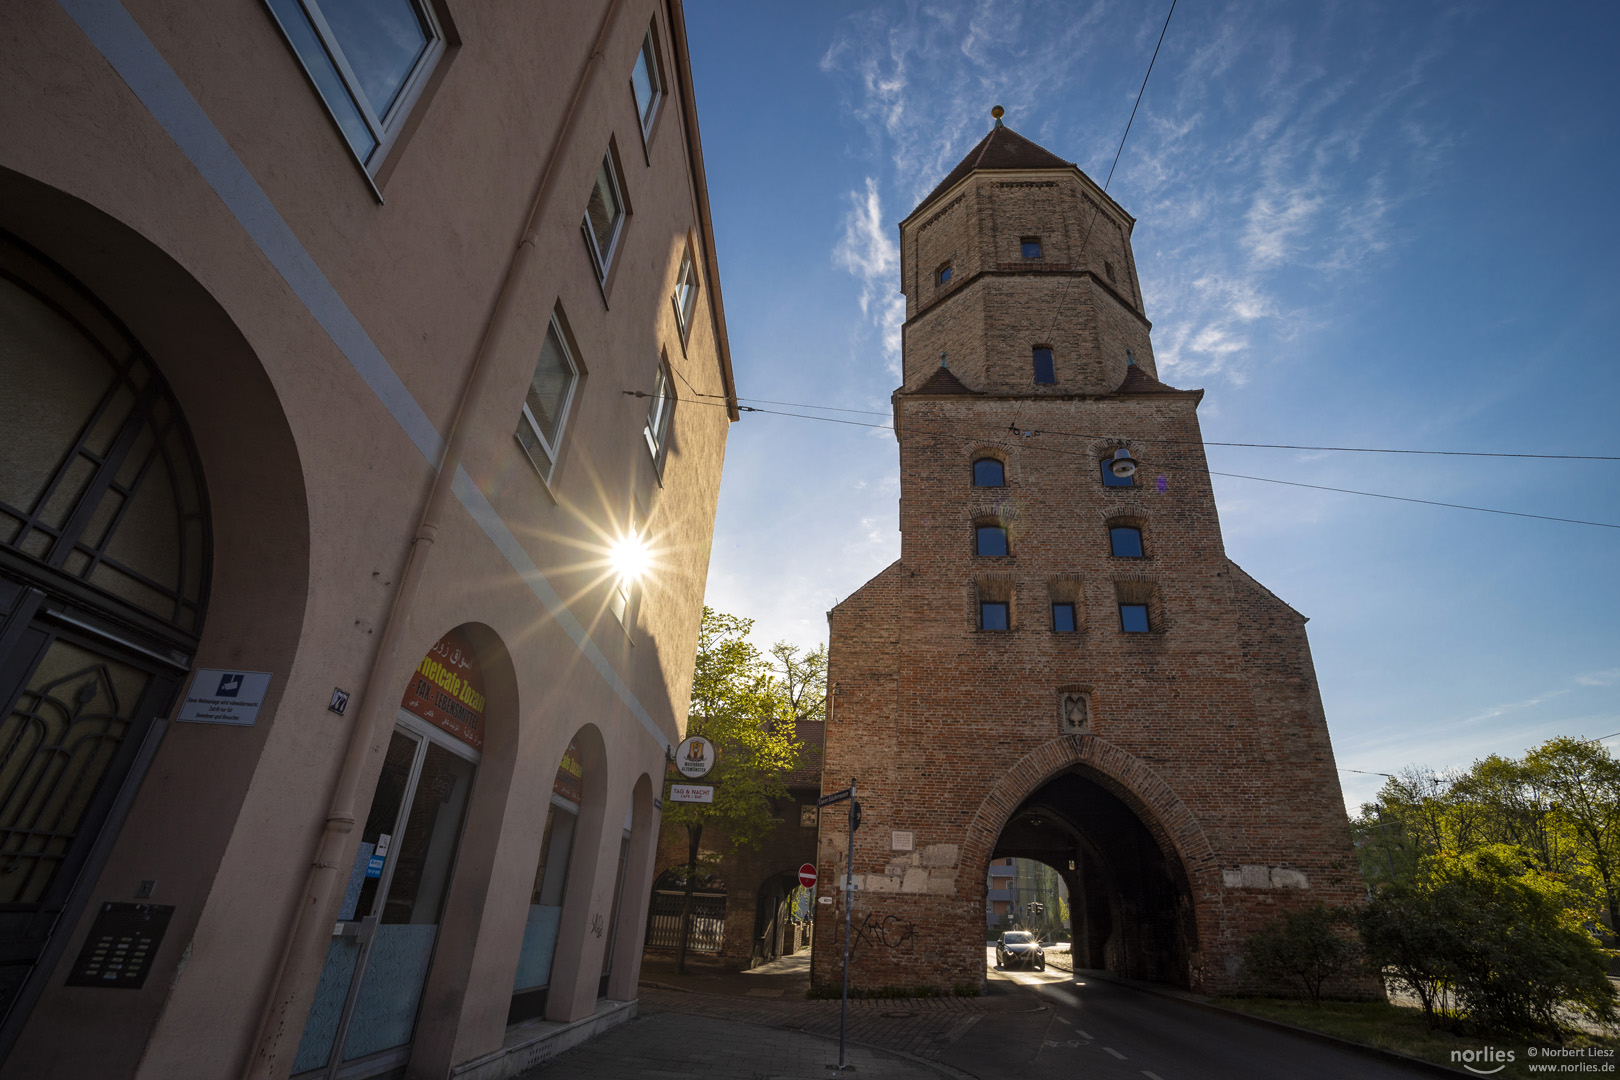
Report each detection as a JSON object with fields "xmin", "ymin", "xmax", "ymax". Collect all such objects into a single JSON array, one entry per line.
[
  {"xmin": 669, "ymin": 784, "xmax": 714, "ymax": 804},
  {"xmin": 799, "ymin": 863, "xmax": 817, "ymax": 889},
  {"xmin": 817, "ymin": 787, "xmax": 852, "ymax": 808}
]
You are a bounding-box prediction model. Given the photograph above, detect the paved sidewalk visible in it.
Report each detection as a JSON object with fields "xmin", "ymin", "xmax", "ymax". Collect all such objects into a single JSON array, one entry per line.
[{"xmin": 516, "ymin": 1010, "xmax": 952, "ymax": 1079}]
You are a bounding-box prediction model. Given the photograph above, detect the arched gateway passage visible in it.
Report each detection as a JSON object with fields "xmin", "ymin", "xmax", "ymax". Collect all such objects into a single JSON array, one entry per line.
[{"xmin": 968, "ymin": 737, "xmax": 1216, "ymax": 989}]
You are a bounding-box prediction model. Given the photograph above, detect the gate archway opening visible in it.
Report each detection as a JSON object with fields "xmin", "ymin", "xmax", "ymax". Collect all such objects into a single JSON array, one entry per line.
[{"xmin": 988, "ymin": 768, "xmax": 1197, "ymax": 987}]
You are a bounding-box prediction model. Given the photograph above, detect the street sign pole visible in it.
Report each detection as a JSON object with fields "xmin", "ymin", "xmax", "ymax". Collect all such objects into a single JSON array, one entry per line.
[{"xmin": 839, "ymin": 777, "xmax": 857, "ymax": 1071}]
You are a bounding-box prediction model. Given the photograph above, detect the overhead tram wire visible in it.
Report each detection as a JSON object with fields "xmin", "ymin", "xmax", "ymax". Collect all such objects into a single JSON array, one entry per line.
[
  {"xmin": 658, "ymin": 394, "xmax": 1620, "ymax": 530},
  {"xmin": 1039, "ymin": 0, "xmax": 1179, "ymax": 349}
]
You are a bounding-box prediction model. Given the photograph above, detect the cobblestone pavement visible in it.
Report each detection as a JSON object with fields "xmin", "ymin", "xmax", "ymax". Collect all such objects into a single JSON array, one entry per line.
[{"xmin": 515, "ymin": 1009, "xmax": 954, "ymax": 1079}]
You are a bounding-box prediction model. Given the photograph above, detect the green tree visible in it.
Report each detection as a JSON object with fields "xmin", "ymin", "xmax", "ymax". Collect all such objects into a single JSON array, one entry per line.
[
  {"xmin": 1242, "ymin": 905, "xmax": 1361, "ymax": 1006},
  {"xmin": 770, "ymin": 640, "xmax": 827, "ymax": 723},
  {"xmin": 1359, "ymin": 877, "xmax": 1465, "ymax": 1026},
  {"xmin": 1432, "ymin": 845, "xmax": 1615, "ymax": 1037},
  {"xmin": 1526, "ymin": 737, "xmax": 1620, "ymax": 943},
  {"xmin": 663, "ymin": 608, "xmax": 803, "ymax": 970}
]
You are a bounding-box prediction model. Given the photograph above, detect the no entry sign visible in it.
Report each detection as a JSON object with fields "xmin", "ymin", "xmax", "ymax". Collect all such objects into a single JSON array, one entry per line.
[{"xmin": 799, "ymin": 863, "xmax": 817, "ymax": 889}]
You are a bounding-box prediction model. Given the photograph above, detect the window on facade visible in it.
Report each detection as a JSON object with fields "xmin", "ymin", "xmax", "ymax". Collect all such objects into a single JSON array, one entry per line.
[
  {"xmin": 1101, "ymin": 455, "xmax": 1135, "ymax": 488},
  {"xmin": 265, "ymin": 0, "xmax": 444, "ymax": 174},
  {"xmin": 1033, "ymin": 347, "xmax": 1055, "ymax": 385},
  {"xmin": 673, "ymin": 245, "xmax": 699, "ymax": 339},
  {"xmin": 975, "ymin": 525, "xmax": 1008, "ymax": 557},
  {"xmin": 1119, "ymin": 603, "xmax": 1150, "ymax": 633},
  {"xmin": 980, "ymin": 601, "xmax": 1009, "ymax": 631},
  {"xmin": 516, "ymin": 317, "xmax": 579, "ymax": 482},
  {"xmin": 643, "ymin": 357, "xmax": 675, "ymax": 472},
  {"xmin": 1110, "ymin": 527, "xmax": 1144, "ymax": 558},
  {"xmin": 937, "ymin": 264, "xmax": 953, "ymax": 286},
  {"xmin": 583, "ymin": 151, "xmax": 627, "ymax": 280},
  {"xmin": 630, "ymin": 26, "xmax": 664, "ymax": 138},
  {"xmin": 1021, "ymin": 237, "xmax": 1043, "ymax": 259},
  {"xmin": 972, "ymin": 458, "xmax": 1004, "ymax": 487},
  {"xmin": 1052, "ymin": 603, "xmax": 1076, "ymax": 632}
]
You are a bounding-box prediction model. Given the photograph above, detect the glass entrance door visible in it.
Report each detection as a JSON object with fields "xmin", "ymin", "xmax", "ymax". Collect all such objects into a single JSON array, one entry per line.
[
  {"xmin": 292, "ymin": 718, "xmax": 476, "ymax": 1079},
  {"xmin": 0, "ymin": 583, "xmax": 182, "ymax": 1025}
]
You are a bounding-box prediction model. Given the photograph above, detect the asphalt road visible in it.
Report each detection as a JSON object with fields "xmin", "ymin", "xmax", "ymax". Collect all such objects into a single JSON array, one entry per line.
[{"xmin": 966, "ymin": 947, "xmax": 1434, "ymax": 1080}]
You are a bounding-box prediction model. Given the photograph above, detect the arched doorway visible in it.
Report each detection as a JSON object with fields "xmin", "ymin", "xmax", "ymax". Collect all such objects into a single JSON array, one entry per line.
[
  {"xmin": 752, "ymin": 871, "xmax": 810, "ymax": 966},
  {"xmin": 989, "ymin": 768, "xmax": 1197, "ymax": 986},
  {"xmin": 0, "ymin": 233, "xmax": 210, "ymax": 1037},
  {"xmin": 507, "ymin": 735, "xmax": 588, "ymax": 1025},
  {"xmin": 291, "ymin": 628, "xmax": 485, "ymax": 1079}
]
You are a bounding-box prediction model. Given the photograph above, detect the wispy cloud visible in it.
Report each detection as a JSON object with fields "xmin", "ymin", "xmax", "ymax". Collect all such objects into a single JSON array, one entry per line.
[
  {"xmin": 1577, "ymin": 668, "xmax": 1620, "ymax": 688},
  {"xmin": 833, "ymin": 178, "xmax": 905, "ymax": 373}
]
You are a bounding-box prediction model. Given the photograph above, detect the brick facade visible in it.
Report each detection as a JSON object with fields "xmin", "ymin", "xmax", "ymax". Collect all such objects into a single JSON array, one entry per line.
[{"xmin": 811, "ymin": 123, "xmax": 1363, "ymax": 996}]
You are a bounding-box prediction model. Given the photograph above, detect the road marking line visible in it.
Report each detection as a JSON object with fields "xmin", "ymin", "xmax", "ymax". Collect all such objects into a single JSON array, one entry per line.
[
  {"xmin": 1076, "ymin": 1029, "xmax": 1093, "ymax": 1039},
  {"xmin": 1104, "ymin": 1047, "xmax": 1127, "ymax": 1059},
  {"xmin": 1055, "ymin": 1016, "xmax": 1070, "ymax": 1025},
  {"xmin": 1143, "ymin": 1072, "xmax": 1166, "ymax": 1080}
]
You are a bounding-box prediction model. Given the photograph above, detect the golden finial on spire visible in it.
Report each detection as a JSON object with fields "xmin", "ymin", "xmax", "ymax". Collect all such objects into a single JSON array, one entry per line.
[{"xmin": 991, "ymin": 105, "xmax": 1005, "ymax": 126}]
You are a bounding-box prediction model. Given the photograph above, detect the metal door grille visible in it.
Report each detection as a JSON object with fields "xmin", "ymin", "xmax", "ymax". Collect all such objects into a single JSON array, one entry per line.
[{"xmin": 644, "ymin": 890, "xmax": 725, "ymax": 953}]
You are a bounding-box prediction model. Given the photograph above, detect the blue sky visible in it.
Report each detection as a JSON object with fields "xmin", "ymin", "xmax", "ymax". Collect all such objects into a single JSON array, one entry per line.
[{"xmin": 681, "ymin": 1, "xmax": 1620, "ymax": 813}]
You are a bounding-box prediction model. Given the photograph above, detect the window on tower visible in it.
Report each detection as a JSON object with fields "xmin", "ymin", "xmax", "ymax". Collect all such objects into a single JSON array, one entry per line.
[
  {"xmin": 980, "ymin": 601, "xmax": 1009, "ymax": 631},
  {"xmin": 1021, "ymin": 237, "xmax": 1043, "ymax": 258},
  {"xmin": 1110, "ymin": 527, "xmax": 1144, "ymax": 558},
  {"xmin": 973, "ymin": 458, "xmax": 1005, "ymax": 487},
  {"xmin": 1032, "ymin": 347, "xmax": 1055, "ymax": 385},
  {"xmin": 1119, "ymin": 604, "xmax": 1150, "ymax": 633},
  {"xmin": 975, "ymin": 525, "xmax": 1009, "ymax": 557},
  {"xmin": 937, "ymin": 264, "xmax": 953, "ymax": 286},
  {"xmin": 1052, "ymin": 603, "xmax": 1077, "ymax": 632},
  {"xmin": 1101, "ymin": 451, "xmax": 1135, "ymax": 488}
]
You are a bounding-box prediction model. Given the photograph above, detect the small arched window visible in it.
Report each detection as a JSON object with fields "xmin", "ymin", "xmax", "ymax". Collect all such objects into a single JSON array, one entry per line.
[
  {"xmin": 1110, "ymin": 527, "xmax": 1144, "ymax": 558},
  {"xmin": 972, "ymin": 458, "xmax": 1005, "ymax": 487},
  {"xmin": 975, "ymin": 525, "xmax": 1008, "ymax": 557}
]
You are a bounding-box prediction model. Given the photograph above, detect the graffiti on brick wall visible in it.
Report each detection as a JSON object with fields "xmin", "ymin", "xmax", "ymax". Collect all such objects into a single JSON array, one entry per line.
[{"xmin": 846, "ymin": 912, "xmax": 917, "ymax": 952}]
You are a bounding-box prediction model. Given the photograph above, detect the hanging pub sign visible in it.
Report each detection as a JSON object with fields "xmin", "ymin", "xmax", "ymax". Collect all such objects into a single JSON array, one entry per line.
[
  {"xmin": 401, "ymin": 628, "xmax": 487, "ymax": 750},
  {"xmin": 553, "ymin": 737, "xmax": 584, "ymax": 804}
]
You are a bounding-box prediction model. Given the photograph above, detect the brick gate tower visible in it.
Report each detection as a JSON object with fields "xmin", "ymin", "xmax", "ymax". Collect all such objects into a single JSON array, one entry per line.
[{"xmin": 811, "ymin": 115, "xmax": 1364, "ymax": 995}]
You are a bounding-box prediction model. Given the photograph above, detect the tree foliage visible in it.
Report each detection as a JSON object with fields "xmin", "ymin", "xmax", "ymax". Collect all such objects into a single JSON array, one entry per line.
[
  {"xmin": 1353, "ymin": 738, "xmax": 1617, "ymax": 938},
  {"xmin": 662, "ymin": 608, "xmax": 805, "ymax": 855},
  {"xmin": 1242, "ymin": 905, "xmax": 1361, "ymax": 1006},
  {"xmin": 1360, "ymin": 846, "xmax": 1617, "ymax": 1037}
]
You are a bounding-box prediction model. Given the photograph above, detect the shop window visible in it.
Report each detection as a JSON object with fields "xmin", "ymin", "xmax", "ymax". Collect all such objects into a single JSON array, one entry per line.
[{"xmin": 510, "ymin": 738, "xmax": 586, "ymax": 1024}]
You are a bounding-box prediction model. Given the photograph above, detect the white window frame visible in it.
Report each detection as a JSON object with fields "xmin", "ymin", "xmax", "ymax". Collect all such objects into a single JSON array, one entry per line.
[
  {"xmin": 263, "ymin": 0, "xmax": 446, "ymax": 184},
  {"xmin": 515, "ymin": 315, "xmax": 580, "ymax": 484},
  {"xmin": 582, "ymin": 150, "xmax": 629, "ymax": 282},
  {"xmin": 643, "ymin": 356, "xmax": 676, "ymax": 475},
  {"xmin": 630, "ymin": 24, "xmax": 665, "ymax": 143},
  {"xmin": 672, "ymin": 245, "xmax": 699, "ymax": 341}
]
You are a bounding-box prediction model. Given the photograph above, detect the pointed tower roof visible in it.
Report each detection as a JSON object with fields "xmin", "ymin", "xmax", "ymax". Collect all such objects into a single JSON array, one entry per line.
[{"xmin": 910, "ymin": 121, "xmax": 1074, "ymax": 221}]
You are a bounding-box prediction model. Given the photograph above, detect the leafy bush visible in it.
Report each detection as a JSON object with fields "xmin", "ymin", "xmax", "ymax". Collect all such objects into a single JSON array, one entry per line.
[
  {"xmin": 1360, "ymin": 844, "xmax": 1618, "ymax": 1038},
  {"xmin": 1243, "ymin": 904, "xmax": 1360, "ymax": 1005}
]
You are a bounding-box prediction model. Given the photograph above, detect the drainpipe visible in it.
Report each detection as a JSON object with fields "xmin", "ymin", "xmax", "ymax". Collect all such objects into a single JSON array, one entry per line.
[{"xmin": 240, "ymin": 0, "xmax": 627, "ymax": 1074}]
